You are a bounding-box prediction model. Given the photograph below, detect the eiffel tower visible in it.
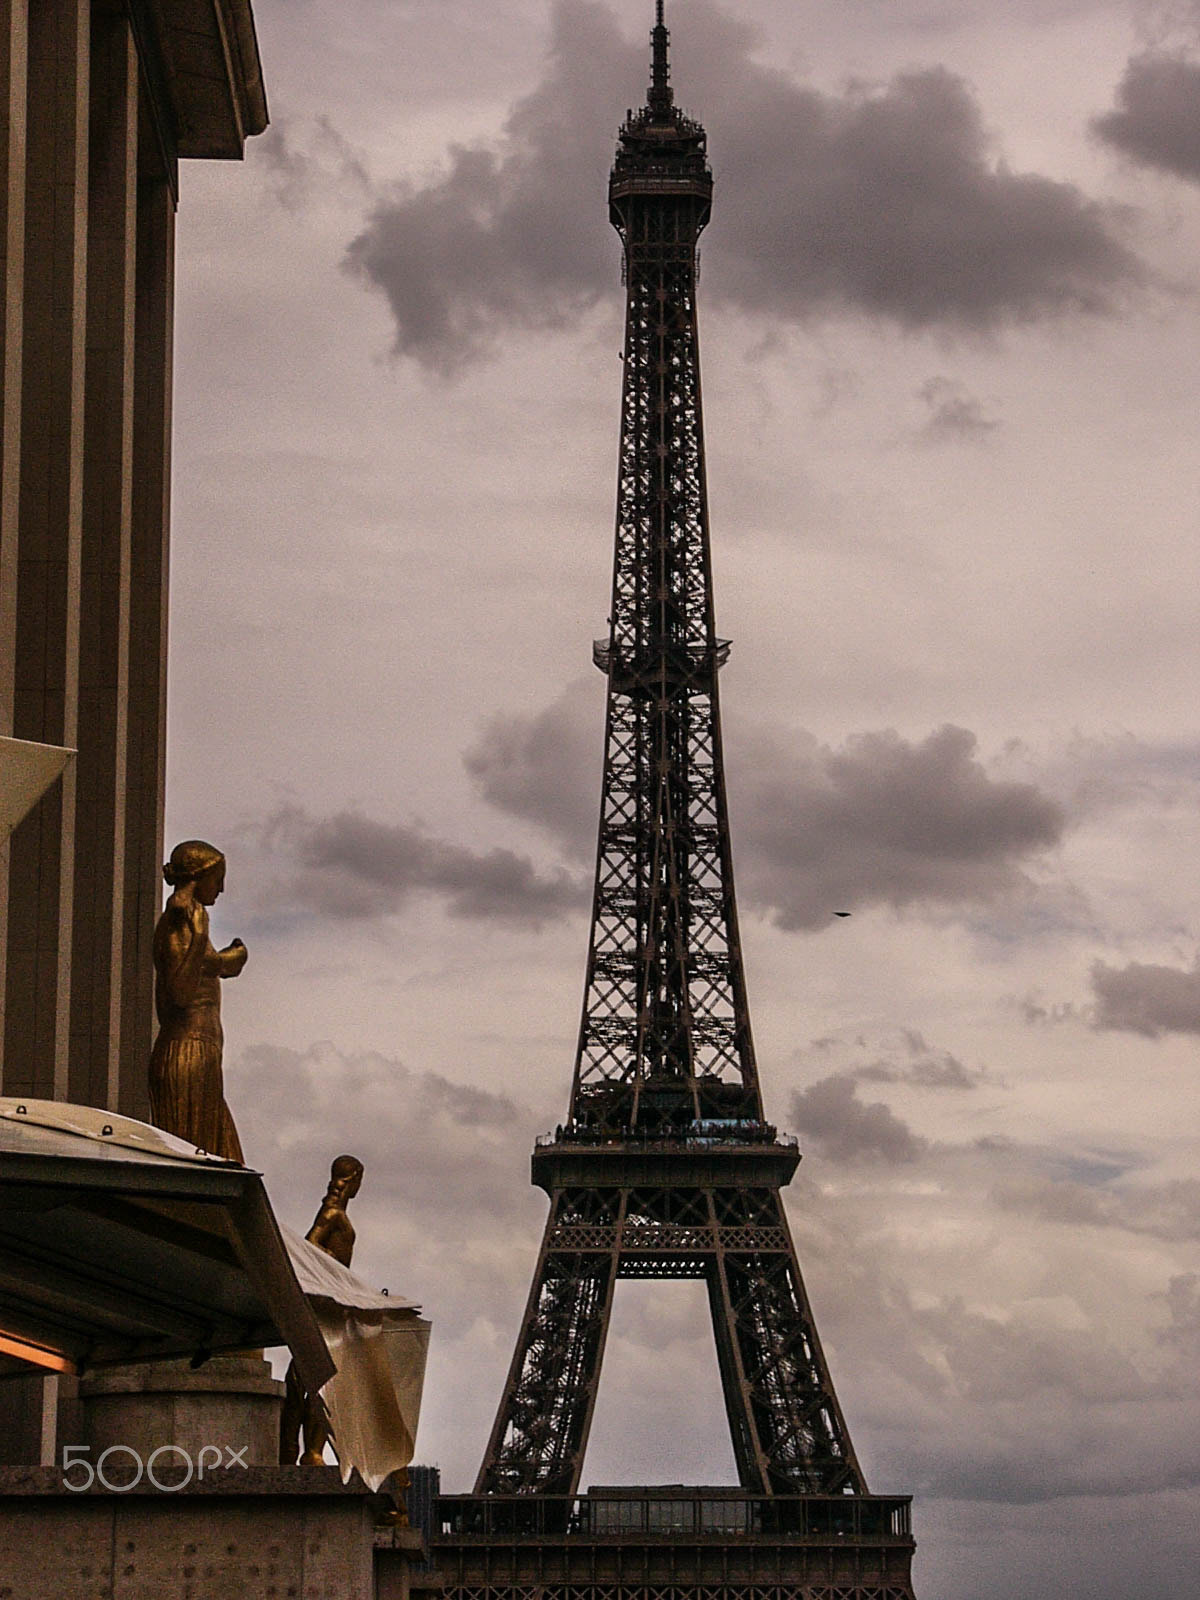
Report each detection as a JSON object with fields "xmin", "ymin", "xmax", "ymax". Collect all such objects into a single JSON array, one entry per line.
[{"xmin": 432, "ymin": 8, "xmax": 917, "ymax": 1598}]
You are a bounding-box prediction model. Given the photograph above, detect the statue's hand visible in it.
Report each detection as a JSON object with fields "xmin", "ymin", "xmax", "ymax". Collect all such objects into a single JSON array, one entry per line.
[{"xmin": 222, "ymin": 938, "xmax": 248, "ymax": 976}]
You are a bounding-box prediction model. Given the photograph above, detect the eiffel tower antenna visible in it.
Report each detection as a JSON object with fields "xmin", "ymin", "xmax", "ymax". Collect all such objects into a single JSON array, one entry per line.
[
  {"xmin": 649, "ymin": 0, "xmax": 672, "ymax": 113},
  {"xmin": 434, "ymin": 11, "xmax": 919, "ymax": 1599}
]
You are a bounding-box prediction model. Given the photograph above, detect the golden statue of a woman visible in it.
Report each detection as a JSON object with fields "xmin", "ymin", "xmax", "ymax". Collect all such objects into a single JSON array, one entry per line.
[
  {"xmin": 280, "ymin": 1155, "xmax": 365, "ymax": 1467},
  {"xmin": 149, "ymin": 839, "xmax": 248, "ymax": 1162}
]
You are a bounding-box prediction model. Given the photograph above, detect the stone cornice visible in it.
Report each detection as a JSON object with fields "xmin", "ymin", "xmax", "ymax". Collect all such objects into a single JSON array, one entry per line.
[{"xmin": 132, "ymin": 0, "xmax": 269, "ymax": 165}]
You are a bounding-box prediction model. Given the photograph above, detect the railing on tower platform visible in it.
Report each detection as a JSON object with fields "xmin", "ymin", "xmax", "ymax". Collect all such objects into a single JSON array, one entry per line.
[
  {"xmin": 435, "ymin": 1490, "xmax": 913, "ymax": 1542},
  {"xmin": 534, "ymin": 1123, "xmax": 798, "ymax": 1151}
]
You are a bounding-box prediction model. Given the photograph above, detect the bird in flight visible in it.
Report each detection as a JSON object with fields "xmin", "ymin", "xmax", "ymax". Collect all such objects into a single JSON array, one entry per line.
[{"xmin": 833, "ymin": 911, "xmax": 852, "ymax": 918}]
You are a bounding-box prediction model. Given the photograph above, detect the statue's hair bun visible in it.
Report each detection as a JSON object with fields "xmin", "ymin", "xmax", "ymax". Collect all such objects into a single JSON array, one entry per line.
[{"xmin": 164, "ymin": 839, "xmax": 224, "ymax": 888}]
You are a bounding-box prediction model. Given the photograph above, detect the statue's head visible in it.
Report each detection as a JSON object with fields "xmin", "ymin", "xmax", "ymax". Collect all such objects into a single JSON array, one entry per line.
[
  {"xmin": 164, "ymin": 840, "xmax": 226, "ymax": 906},
  {"xmin": 330, "ymin": 1153, "xmax": 364, "ymax": 1201}
]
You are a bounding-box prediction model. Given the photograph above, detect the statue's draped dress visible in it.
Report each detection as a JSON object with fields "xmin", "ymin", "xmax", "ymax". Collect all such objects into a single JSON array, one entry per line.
[{"xmin": 149, "ymin": 909, "xmax": 244, "ymax": 1162}]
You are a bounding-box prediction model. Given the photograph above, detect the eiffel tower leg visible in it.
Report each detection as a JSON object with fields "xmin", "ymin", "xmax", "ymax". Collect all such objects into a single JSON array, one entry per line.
[
  {"xmin": 708, "ymin": 1192, "xmax": 866, "ymax": 1496},
  {"xmin": 706, "ymin": 1217, "xmax": 772, "ymax": 1493},
  {"xmin": 476, "ymin": 1195, "xmax": 622, "ymax": 1496}
]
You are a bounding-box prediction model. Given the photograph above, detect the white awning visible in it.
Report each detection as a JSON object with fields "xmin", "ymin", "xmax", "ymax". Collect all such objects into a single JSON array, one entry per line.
[
  {"xmin": 0, "ymin": 736, "xmax": 73, "ymax": 836},
  {"xmin": 0, "ymin": 1099, "xmax": 334, "ymax": 1393}
]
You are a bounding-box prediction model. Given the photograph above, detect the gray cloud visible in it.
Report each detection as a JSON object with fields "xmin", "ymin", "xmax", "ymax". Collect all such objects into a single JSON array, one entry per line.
[
  {"xmin": 914, "ymin": 376, "xmax": 1000, "ymax": 443},
  {"xmin": 257, "ymin": 115, "xmax": 371, "ymax": 211},
  {"xmin": 345, "ymin": 0, "xmax": 1143, "ymax": 372},
  {"xmin": 856, "ymin": 1030, "xmax": 984, "ymax": 1090},
  {"xmin": 705, "ymin": 57, "xmax": 1141, "ymax": 334},
  {"xmin": 1090, "ymin": 954, "xmax": 1200, "ymax": 1036},
  {"xmin": 790, "ymin": 1073, "xmax": 927, "ymax": 1163},
  {"xmin": 470, "ymin": 704, "xmax": 1067, "ymax": 930},
  {"xmin": 252, "ymin": 803, "xmax": 587, "ymax": 927},
  {"xmin": 995, "ymin": 1175, "xmax": 1200, "ymax": 1244},
  {"xmin": 1161, "ymin": 1273, "xmax": 1200, "ymax": 1361},
  {"xmin": 1023, "ymin": 733, "xmax": 1200, "ymax": 818},
  {"xmin": 227, "ymin": 1041, "xmax": 548, "ymax": 1340},
  {"xmin": 464, "ymin": 679, "xmax": 602, "ymax": 860},
  {"xmin": 1094, "ymin": 52, "xmax": 1200, "ymax": 183},
  {"xmin": 787, "ymin": 1135, "xmax": 1200, "ymax": 1507},
  {"xmin": 343, "ymin": 1, "xmax": 624, "ymax": 372},
  {"xmin": 1016, "ymin": 993, "xmax": 1082, "ymax": 1027},
  {"xmin": 736, "ymin": 724, "xmax": 1066, "ymax": 931},
  {"xmin": 804, "ymin": 1026, "xmax": 990, "ymax": 1089},
  {"xmin": 912, "ymin": 1293, "xmax": 1154, "ymax": 1410},
  {"xmin": 233, "ymin": 1040, "xmax": 527, "ymax": 1222}
]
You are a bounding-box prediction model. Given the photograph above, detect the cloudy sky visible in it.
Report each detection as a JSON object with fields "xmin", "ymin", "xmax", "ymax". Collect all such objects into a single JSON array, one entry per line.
[{"xmin": 167, "ymin": 3, "xmax": 1199, "ymax": 1596}]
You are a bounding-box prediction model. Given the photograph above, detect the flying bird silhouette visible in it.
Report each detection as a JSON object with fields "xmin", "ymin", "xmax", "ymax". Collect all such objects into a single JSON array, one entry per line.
[{"xmin": 833, "ymin": 911, "xmax": 852, "ymax": 918}]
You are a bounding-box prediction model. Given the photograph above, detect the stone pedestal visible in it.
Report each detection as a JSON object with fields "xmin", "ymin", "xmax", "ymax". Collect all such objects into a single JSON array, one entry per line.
[
  {"xmin": 376, "ymin": 1524, "xmax": 429, "ymax": 1600},
  {"xmin": 77, "ymin": 1355, "xmax": 284, "ymax": 1469},
  {"xmin": 0, "ymin": 1465, "xmax": 379, "ymax": 1599}
]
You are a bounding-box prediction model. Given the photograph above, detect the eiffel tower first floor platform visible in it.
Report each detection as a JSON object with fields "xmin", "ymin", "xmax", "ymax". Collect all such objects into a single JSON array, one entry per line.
[{"xmin": 421, "ymin": 1487, "xmax": 916, "ymax": 1600}]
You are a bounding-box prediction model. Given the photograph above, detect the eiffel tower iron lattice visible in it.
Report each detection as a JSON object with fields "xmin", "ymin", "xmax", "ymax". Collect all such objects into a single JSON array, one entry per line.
[{"xmin": 436, "ymin": 8, "xmax": 917, "ymax": 1600}]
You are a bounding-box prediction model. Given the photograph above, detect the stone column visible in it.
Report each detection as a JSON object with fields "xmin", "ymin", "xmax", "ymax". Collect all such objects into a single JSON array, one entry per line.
[
  {"xmin": 0, "ymin": 0, "xmax": 28, "ymax": 1046},
  {"xmin": 0, "ymin": 0, "xmax": 88, "ymax": 1466},
  {"xmin": 119, "ymin": 149, "xmax": 175, "ymax": 1124},
  {"xmin": 69, "ymin": 0, "xmax": 138, "ymax": 1111},
  {"xmin": 3, "ymin": 0, "xmax": 90, "ymax": 1103},
  {"xmin": 0, "ymin": 0, "xmax": 26, "ymax": 731}
]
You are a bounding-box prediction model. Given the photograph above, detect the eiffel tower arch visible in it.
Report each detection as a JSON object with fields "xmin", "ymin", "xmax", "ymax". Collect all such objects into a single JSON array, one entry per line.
[
  {"xmin": 432, "ymin": 7, "xmax": 918, "ymax": 1597},
  {"xmin": 476, "ymin": 1149, "xmax": 864, "ymax": 1500}
]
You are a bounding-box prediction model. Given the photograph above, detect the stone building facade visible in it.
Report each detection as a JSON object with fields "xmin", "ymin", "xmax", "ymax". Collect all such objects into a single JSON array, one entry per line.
[
  {"xmin": 0, "ymin": 0, "xmax": 266, "ymax": 1122},
  {"xmin": 0, "ymin": 0, "xmax": 267, "ymax": 1468}
]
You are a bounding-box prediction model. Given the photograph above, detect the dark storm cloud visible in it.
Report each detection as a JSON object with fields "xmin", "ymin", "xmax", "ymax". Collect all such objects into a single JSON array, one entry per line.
[
  {"xmin": 914, "ymin": 376, "xmax": 999, "ymax": 443},
  {"xmin": 1089, "ymin": 954, "xmax": 1200, "ymax": 1036},
  {"xmin": 790, "ymin": 1073, "xmax": 926, "ymax": 1163},
  {"xmin": 344, "ymin": 0, "xmax": 1143, "ymax": 371},
  {"xmin": 735, "ymin": 724, "xmax": 1065, "ymax": 931},
  {"xmin": 253, "ymin": 803, "xmax": 587, "ymax": 927},
  {"xmin": 1093, "ymin": 52, "xmax": 1200, "ymax": 183}
]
